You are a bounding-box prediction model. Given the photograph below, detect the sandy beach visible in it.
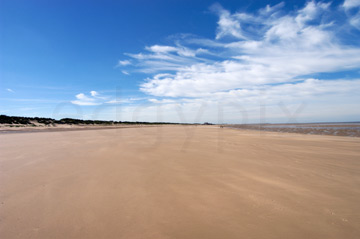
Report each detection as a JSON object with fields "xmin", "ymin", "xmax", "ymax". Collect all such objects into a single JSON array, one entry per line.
[
  {"xmin": 226, "ymin": 123, "xmax": 360, "ymax": 137},
  {"xmin": 1, "ymin": 126, "xmax": 360, "ymax": 239}
]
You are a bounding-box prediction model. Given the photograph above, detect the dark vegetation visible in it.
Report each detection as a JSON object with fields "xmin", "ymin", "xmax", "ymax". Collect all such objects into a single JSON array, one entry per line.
[{"xmin": 0, "ymin": 115, "xmax": 179, "ymax": 125}]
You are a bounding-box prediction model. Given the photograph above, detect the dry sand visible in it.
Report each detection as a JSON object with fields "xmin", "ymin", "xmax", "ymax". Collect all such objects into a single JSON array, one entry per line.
[
  {"xmin": 0, "ymin": 124, "xmax": 153, "ymax": 134},
  {"xmin": 0, "ymin": 126, "xmax": 360, "ymax": 239}
]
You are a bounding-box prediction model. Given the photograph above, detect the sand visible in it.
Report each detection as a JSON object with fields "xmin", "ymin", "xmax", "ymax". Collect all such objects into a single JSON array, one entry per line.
[
  {"xmin": 226, "ymin": 123, "xmax": 360, "ymax": 137},
  {"xmin": 1, "ymin": 126, "xmax": 360, "ymax": 238},
  {"xmin": 0, "ymin": 124, "xmax": 154, "ymax": 134}
]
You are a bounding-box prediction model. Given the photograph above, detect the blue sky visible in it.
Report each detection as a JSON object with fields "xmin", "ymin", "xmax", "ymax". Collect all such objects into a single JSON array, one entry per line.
[{"xmin": 1, "ymin": 0, "xmax": 360, "ymax": 123}]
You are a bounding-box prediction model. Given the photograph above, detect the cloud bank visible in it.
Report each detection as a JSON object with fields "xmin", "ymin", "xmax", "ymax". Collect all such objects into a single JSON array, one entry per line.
[{"xmin": 114, "ymin": 1, "xmax": 360, "ymax": 123}]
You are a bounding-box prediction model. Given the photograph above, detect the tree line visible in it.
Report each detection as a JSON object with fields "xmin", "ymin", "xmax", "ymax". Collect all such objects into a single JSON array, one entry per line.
[{"xmin": 0, "ymin": 115, "xmax": 180, "ymax": 125}]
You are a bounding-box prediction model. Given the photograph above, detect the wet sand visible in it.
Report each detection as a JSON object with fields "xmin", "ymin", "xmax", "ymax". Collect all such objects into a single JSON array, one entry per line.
[
  {"xmin": 1, "ymin": 126, "xmax": 360, "ymax": 238},
  {"xmin": 226, "ymin": 123, "xmax": 360, "ymax": 137}
]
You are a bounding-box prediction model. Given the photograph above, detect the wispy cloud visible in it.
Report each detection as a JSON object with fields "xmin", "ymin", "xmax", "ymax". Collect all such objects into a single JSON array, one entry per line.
[
  {"xmin": 90, "ymin": 90, "xmax": 98, "ymax": 97},
  {"xmin": 343, "ymin": 0, "xmax": 360, "ymax": 29},
  {"xmin": 116, "ymin": 60, "xmax": 132, "ymax": 67},
  {"xmin": 343, "ymin": 0, "xmax": 360, "ymax": 9},
  {"xmin": 111, "ymin": 1, "xmax": 360, "ymax": 122},
  {"xmin": 71, "ymin": 91, "xmax": 145, "ymax": 106},
  {"xmin": 120, "ymin": 43, "xmax": 213, "ymax": 74},
  {"xmin": 210, "ymin": 3, "xmax": 247, "ymax": 40},
  {"xmin": 118, "ymin": 1, "xmax": 360, "ymax": 98},
  {"xmin": 6, "ymin": 88, "xmax": 14, "ymax": 93},
  {"xmin": 71, "ymin": 92, "xmax": 102, "ymax": 106}
]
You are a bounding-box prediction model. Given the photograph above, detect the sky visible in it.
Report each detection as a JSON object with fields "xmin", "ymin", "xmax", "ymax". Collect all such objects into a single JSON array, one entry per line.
[{"xmin": 1, "ymin": 0, "xmax": 360, "ymax": 123}]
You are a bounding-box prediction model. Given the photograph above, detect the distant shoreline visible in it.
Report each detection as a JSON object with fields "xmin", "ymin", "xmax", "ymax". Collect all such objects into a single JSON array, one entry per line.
[
  {"xmin": 0, "ymin": 125, "xmax": 162, "ymax": 134},
  {"xmin": 2, "ymin": 114, "xmax": 360, "ymax": 137},
  {"xmin": 223, "ymin": 123, "xmax": 360, "ymax": 137},
  {"xmin": 0, "ymin": 114, "xmax": 196, "ymax": 134}
]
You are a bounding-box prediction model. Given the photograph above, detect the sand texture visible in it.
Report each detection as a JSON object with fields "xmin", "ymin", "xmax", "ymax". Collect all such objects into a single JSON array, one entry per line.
[
  {"xmin": 226, "ymin": 123, "xmax": 360, "ymax": 137},
  {"xmin": 1, "ymin": 126, "xmax": 360, "ymax": 238}
]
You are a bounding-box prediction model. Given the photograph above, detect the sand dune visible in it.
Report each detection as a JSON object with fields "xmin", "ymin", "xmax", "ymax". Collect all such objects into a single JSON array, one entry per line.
[{"xmin": 1, "ymin": 126, "xmax": 359, "ymax": 238}]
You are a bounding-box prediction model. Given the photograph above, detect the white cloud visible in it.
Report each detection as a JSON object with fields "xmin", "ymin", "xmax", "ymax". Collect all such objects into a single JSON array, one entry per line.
[
  {"xmin": 121, "ymin": 70, "xmax": 130, "ymax": 75},
  {"xmin": 71, "ymin": 91, "xmax": 146, "ymax": 106},
  {"xmin": 343, "ymin": 0, "xmax": 360, "ymax": 9},
  {"xmin": 109, "ymin": 1, "xmax": 360, "ymax": 122},
  {"xmin": 126, "ymin": 1, "xmax": 360, "ymax": 98},
  {"xmin": 259, "ymin": 2, "xmax": 285, "ymax": 15},
  {"xmin": 124, "ymin": 45, "xmax": 210, "ymax": 73},
  {"xmin": 90, "ymin": 91, "xmax": 98, "ymax": 97},
  {"xmin": 210, "ymin": 3, "xmax": 246, "ymax": 40},
  {"xmin": 105, "ymin": 97, "xmax": 142, "ymax": 104},
  {"xmin": 116, "ymin": 60, "xmax": 131, "ymax": 67},
  {"xmin": 95, "ymin": 78, "xmax": 360, "ymax": 123},
  {"xmin": 72, "ymin": 94, "xmax": 98, "ymax": 106},
  {"xmin": 6, "ymin": 88, "xmax": 14, "ymax": 93},
  {"xmin": 350, "ymin": 12, "xmax": 360, "ymax": 29},
  {"xmin": 295, "ymin": 1, "xmax": 330, "ymax": 27},
  {"xmin": 343, "ymin": 0, "xmax": 360, "ymax": 29},
  {"xmin": 146, "ymin": 45, "xmax": 178, "ymax": 53},
  {"xmin": 106, "ymin": 99, "xmax": 126, "ymax": 104},
  {"xmin": 71, "ymin": 92, "xmax": 101, "ymax": 106},
  {"xmin": 148, "ymin": 98, "xmax": 176, "ymax": 104}
]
